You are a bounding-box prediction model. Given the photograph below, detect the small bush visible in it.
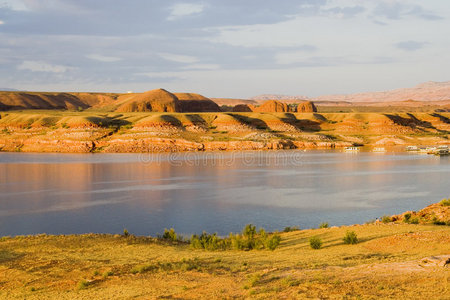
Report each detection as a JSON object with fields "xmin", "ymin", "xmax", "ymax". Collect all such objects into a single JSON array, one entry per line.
[
  {"xmin": 403, "ymin": 213, "xmax": 411, "ymax": 223},
  {"xmin": 410, "ymin": 217, "xmax": 419, "ymax": 224},
  {"xmin": 77, "ymin": 280, "xmax": 89, "ymax": 290},
  {"xmin": 131, "ymin": 264, "xmax": 158, "ymax": 274},
  {"xmin": 319, "ymin": 222, "xmax": 329, "ymax": 229},
  {"xmin": 190, "ymin": 224, "xmax": 281, "ymax": 251},
  {"xmin": 265, "ymin": 234, "xmax": 281, "ymax": 251},
  {"xmin": 162, "ymin": 228, "xmax": 178, "ymax": 242},
  {"xmin": 381, "ymin": 215, "xmax": 391, "ymax": 223},
  {"xmin": 103, "ymin": 271, "xmax": 113, "ymax": 278},
  {"xmin": 123, "ymin": 229, "xmax": 129, "ymax": 237},
  {"xmin": 432, "ymin": 217, "xmax": 446, "ymax": 226},
  {"xmin": 309, "ymin": 237, "xmax": 322, "ymax": 249},
  {"xmin": 248, "ymin": 273, "xmax": 261, "ymax": 287},
  {"xmin": 440, "ymin": 199, "xmax": 450, "ymax": 206},
  {"xmin": 343, "ymin": 231, "xmax": 358, "ymax": 244},
  {"xmin": 283, "ymin": 226, "xmax": 299, "ymax": 232}
]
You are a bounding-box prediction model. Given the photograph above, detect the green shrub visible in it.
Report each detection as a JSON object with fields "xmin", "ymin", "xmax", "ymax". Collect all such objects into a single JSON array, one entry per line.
[
  {"xmin": 309, "ymin": 237, "xmax": 323, "ymax": 249},
  {"xmin": 265, "ymin": 234, "xmax": 281, "ymax": 251},
  {"xmin": 410, "ymin": 217, "xmax": 419, "ymax": 224},
  {"xmin": 319, "ymin": 222, "xmax": 329, "ymax": 229},
  {"xmin": 283, "ymin": 226, "xmax": 299, "ymax": 232},
  {"xmin": 190, "ymin": 232, "xmax": 228, "ymax": 251},
  {"xmin": 190, "ymin": 224, "xmax": 281, "ymax": 251},
  {"xmin": 248, "ymin": 273, "xmax": 261, "ymax": 287},
  {"xmin": 162, "ymin": 228, "xmax": 178, "ymax": 242},
  {"xmin": 77, "ymin": 280, "xmax": 89, "ymax": 290},
  {"xmin": 403, "ymin": 213, "xmax": 411, "ymax": 223},
  {"xmin": 131, "ymin": 264, "xmax": 158, "ymax": 274},
  {"xmin": 243, "ymin": 224, "xmax": 256, "ymax": 240},
  {"xmin": 103, "ymin": 271, "xmax": 113, "ymax": 278},
  {"xmin": 343, "ymin": 231, "xmax": 358, "ymax": 244},
  {"xmin": 440, "ymin": 199, "xmax": 450, "ymax": 206},
  {"xmin": 432, "ymin": 217, "xmax": 446, "ymax": 226},
  {"xmin": 123, "ymin": 229, "xmax": 129, "ymax": 237},
  {"xmin": 381, "ymin": 215, "xmax": 391, "ymax": 223}
]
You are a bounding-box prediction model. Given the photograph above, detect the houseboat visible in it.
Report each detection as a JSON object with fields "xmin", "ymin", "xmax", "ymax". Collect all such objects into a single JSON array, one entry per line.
[
  {"xmin": 344, "ymin": 147, "xmax": 360, "ymax": 152},
  {"xmin": 372, "ymin": 147, "xmax": 386, "ymax": 153},
  {"xmin": 405, "ymin": 146, "xmax": 419, "ymax": 151}
]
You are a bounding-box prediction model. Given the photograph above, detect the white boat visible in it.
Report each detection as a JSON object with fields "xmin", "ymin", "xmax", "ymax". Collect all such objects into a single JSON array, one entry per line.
[
  {"xmin": 405, "ymin": 146, "xmax": 419, "ymax": 151},
  {"xmin": 372, "ymin": 147, "xmax": 386, "ymax": 152},
  {"xmin": 435, "ymin": 148, "xmax": 449, "ymax": 156},
  {"xmin": 344, "ymin": 147, "xmax": 360, "ymax": 152}
]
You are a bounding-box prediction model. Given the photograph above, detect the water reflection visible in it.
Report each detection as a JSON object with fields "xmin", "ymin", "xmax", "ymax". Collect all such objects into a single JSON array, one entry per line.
[{"xmin": 0, "ymin": 151, "xmax": 448, "ymax": 236}]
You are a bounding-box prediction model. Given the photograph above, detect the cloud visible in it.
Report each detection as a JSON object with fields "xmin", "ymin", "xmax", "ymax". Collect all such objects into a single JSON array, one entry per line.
[
  {"xmin": 0, "ymin": 0, "xmax": 28, "ymax": 11},
  {"xmin": 137, "ymin": 71, "xmax": 185, "ymax": 82},
  {"xmin": 373, "ymin": 1, "xmax": 443, "ymax": 21},
  {"xmin": 274, "ymin": 47, "xmax": 319, "ymax": 64},
  {"xmin": 395, "ymin": 41, "xmax": 427, "ymax": 51},
  {"xmin": 323, "ymin": 5, "xmax": 365, "ymax": 18},
  {"xmin": 17, "ymin": 60, "xmax": 74, "ymax": 73},
  {"xmin": 167, "ymin": 3, "xmax": 204, "ymax": 20},
  {"xmin": 181, "ymin": 64, "xmax": 220, "ymax": 70},
  {"xmin": 0, "ymin": 20, "xmax": 4, "ymax": 25},
  {"xmin": 86, "ymin": 54, "xmax": 121, "ymax": 62},
  {"xmin": 158, "ymin": 52, "xmax": 198, "ymax": 63}
]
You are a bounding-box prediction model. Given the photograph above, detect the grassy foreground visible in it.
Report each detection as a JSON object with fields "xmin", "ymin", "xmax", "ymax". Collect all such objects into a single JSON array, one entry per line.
[{"xmin": 0, "ymin": 223, "xmax": 449, "ymax": 299}]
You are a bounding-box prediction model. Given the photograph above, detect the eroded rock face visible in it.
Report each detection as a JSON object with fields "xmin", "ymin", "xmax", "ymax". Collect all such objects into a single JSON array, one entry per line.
[
  {"xmin": 297, "ymin": 101, "xmax": 317, "ymax": 113},
  {"xmin": 232, "ymin": 104, "xmax": 255, "ymax": 112},
  {"xmin": 254, "ymin": 100, "xmax": 292, "ymax": 113},
  {"xmin": 116, "ymin": 89, "xmax": 181, "ymax": 113}
]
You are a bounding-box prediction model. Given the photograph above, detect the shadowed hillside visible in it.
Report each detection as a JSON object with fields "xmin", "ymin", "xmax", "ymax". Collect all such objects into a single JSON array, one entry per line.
[{"xmin": 0, "ymin": 111, "xmax": 449, "ymax": 153}]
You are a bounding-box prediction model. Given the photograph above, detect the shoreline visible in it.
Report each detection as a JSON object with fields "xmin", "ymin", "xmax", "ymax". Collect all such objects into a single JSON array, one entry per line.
[{"xmin": 1, "ymin": 111, "xmax": 449, "ymax": 153}]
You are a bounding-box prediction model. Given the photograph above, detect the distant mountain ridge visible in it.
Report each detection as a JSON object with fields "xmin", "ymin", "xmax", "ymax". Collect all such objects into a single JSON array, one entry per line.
[
  {"xmin": 251, "ymin": 81, "xmax": 450, "ymax": 103},
  {"xmin": 251, "ymin": 94, "xmax": 310, "ymax": 101}
]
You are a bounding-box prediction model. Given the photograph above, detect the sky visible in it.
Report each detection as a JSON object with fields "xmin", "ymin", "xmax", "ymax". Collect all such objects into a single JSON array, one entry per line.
[{"xmin": 0, "ymin": 0, "xmax": 449, "ymax": 98}]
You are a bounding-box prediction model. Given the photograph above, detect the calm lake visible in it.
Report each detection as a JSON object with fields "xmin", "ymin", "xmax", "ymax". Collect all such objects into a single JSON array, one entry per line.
[{"xmin": 0, "ymin": 151, "xmax": 449, "ymax": 237}]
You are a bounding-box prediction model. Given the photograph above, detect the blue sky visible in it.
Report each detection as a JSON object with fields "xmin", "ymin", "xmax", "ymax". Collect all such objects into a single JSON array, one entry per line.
[{"xmin": 0, "ymin": 0, "xmax": 449, "ymax": 98}]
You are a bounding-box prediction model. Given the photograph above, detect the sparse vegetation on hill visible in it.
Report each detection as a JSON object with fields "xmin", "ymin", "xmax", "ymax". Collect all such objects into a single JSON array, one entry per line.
[
  {"xmin": 0, "ymin": 110, "xmax": 449, "ymax": 153},
  {"xmin": 0, "ymin": 201, "xmax": 448, "ymax": 299}
]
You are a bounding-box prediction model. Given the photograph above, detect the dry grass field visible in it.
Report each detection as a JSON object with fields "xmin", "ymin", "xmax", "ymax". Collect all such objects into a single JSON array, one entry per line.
[{"xmin": 0, "ymin": 221, "xmax": 449, "ymax": 299}]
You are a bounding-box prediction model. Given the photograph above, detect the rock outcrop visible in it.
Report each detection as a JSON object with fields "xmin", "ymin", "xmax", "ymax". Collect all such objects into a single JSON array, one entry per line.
[
  {"xmin": 232, "ymin": 104, "xmax": 255, "ymax": 112},
  {"xmin": 389, "ymin": 201, "xmax": 450, "ymax": 224},
  {"xmin": 115, "ymin": 89, "xmax": 181, "ymax": 113},
  {"xmin": 254, "ymin": 100, "xmax": 293, "ymax": 113},
  {"xmin": 297, "ymin": 101, "xmax": 317, "ymax": 113},
  {"xmin": 175, "ymin": 93, "xmax": 221, "ymax": 112}
]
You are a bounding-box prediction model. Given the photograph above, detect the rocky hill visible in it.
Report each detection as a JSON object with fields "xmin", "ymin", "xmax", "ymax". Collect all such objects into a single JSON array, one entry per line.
[
  {"xmin": 0, "ymin": 91, "xmax": 118, "ymax": 110},
  {"xmin": 115, "ymin": 89, "xmax": 180, "ymax": 113},
  {"xmin": 251, "ymin": 81, "xmax": 450, "ymax": 103},
  {"xmin": 316, "ymin": 81, "xmax": 450, "ymax": 103},
  {"xmin": 1, "ymin": 111, "xmax": 449, "ymax": 153},
  {"xmin": 174, "ymin": 93, "xmax": 221, "ymax": 112}
]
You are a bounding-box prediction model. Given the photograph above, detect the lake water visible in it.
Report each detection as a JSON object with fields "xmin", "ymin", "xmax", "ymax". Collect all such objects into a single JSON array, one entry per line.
[{"xmin": 0, "ymin": 151, "xmax": 449, "ymax": 237}]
